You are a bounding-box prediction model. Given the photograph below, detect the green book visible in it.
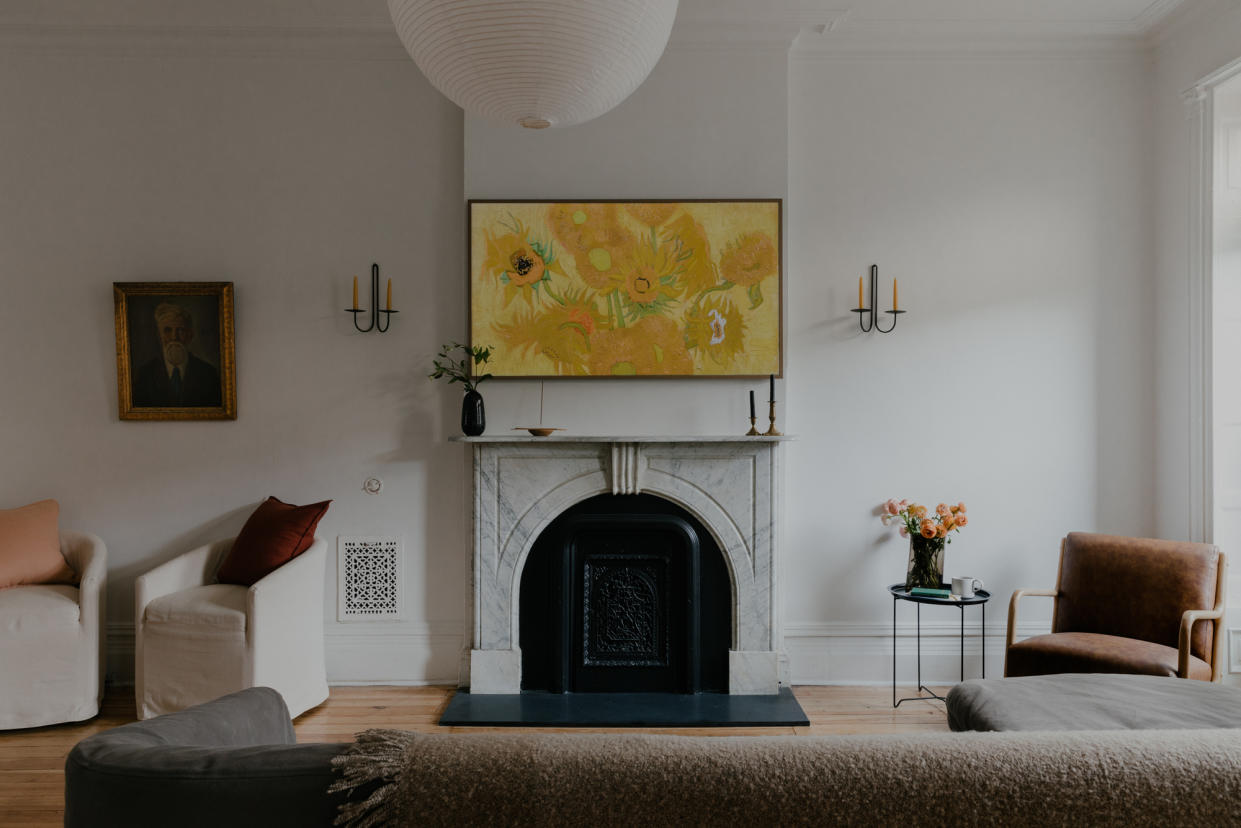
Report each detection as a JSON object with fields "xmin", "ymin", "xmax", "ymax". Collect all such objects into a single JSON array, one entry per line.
[{"xmin": 910, "ymin": 587, "xmax": 952, "ymax": 598}]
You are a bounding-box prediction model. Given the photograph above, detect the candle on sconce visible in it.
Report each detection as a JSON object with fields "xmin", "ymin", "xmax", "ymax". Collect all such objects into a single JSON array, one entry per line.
[
  {"xmin": 769, "ymin": 374, "xmax": 775, "ymax": 403},
  {"xmin": 893, "ymin": 279, "xmax": 899, "ymax": 311},
  {"xmin": 386, "ymin": 278, "xmax": 392, "ymax": 311},
  {"xmin": 749, "ymin": 390, "xmax": 755, "ymax": 419},
  {"xmin": 352, "ymin": 276, "xmax": 359, "ymax": 309},
  {"xmin": 858, "ymin": 276, "xmax": 864, "ymax": 309}
]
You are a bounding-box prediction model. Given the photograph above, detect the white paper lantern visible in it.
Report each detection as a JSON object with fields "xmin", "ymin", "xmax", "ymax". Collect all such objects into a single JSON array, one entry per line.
[{"xmin": 387, "ymin": 0, "xmax": 679, "ymax": 129}]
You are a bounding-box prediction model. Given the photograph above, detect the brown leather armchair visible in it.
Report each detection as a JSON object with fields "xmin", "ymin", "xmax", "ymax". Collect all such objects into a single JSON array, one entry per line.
[{"xmin": 1005, "ymin": 532, "xmax": 1227, "ymax": 681}]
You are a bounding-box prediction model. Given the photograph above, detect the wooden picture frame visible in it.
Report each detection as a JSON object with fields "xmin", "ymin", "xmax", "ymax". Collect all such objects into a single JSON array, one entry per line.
[
  {"xmin": 468, "ymin": 199, "xmax": 783, "ymax": 378},
  {"xmin": 113, "ymin": 282, "xmax": 237, "ymax": 420}
]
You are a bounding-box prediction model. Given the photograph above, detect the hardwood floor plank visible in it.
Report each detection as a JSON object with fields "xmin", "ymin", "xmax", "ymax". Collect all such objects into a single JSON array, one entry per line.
[{"xmin": 0, "ymin": 684, "xmax": 949, "ymax": 827}]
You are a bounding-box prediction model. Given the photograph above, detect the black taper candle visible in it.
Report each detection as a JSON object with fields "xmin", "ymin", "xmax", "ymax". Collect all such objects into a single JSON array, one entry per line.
[
  {"xmin": 769, "ymin": 374, "xmax": 775, "ymax": 403},
  {"xmin": 749, "ymin": 390, "xmax": 755, "ymax": 419}
]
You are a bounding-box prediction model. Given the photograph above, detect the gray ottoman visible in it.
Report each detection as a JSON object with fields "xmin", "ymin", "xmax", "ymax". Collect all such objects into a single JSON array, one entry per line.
[
  {"xmin": 65, "ymin": 687, "xmax": 350, "ymax": 827},
  {"xmin": 947, "ymin": 673, "xmax": 1241, "ymax": 731}
]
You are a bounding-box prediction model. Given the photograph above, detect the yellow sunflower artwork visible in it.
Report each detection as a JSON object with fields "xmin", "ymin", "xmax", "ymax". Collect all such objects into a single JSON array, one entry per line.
[{"xmin": 470, "ymin": 200, "xmax": 781, "ymax": 377}]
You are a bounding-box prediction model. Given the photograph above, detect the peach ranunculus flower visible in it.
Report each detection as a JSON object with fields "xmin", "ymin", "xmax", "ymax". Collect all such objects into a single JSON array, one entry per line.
[
  {"xmin": 937, "ymin": 523, "xmax": 948, "ymax": 538},
  {"xmin": 936, "ymin": 503, "xmax": 951, "ymax": 517},
  {"xmin": 942, "ymin": 514, "xmax": 956, "ymax": 530},
  {"xmin": 919, "ymin": 519, "xmax": 937, "ymax": 539},
  {"xmin": 956, "ymin": 502, "xmax": 967, "ymax": 514},
  {"xmin": 912, "ymin": 504, "xmax": 927, "ymax": 519},
  {"xmin": 954, "ymin": 513, "xmax": 968, "ymax": 528},
  {"xmin": 884, "ymin": 499, "xmax": 901, "ymax": 516}
]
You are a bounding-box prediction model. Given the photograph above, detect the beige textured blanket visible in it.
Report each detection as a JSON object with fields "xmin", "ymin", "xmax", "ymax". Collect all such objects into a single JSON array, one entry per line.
[{"xmin": 330, "ymin": 728, "xmax": 1241, "ymax": 827}]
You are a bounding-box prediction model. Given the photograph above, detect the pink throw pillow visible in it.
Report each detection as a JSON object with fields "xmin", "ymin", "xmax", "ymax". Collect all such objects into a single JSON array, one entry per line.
[{"xmin": 0, "ymin": 499, "xmax": 75, "ymax": 589}]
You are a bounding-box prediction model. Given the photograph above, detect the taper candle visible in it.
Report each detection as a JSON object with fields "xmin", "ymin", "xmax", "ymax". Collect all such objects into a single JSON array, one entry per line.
[
  {"xmin": 352, "ymin": 276, "xmax": 358, "ymax": 309},
  {"xmin": 858, "ymin": 275, "xmax": 864, "ymax": 308},
  {"xmin": 769, "ymin": 374, "xmax": 775, "ymax": 403},
  {"xmin": 893, "ymin": 279, "xmax": 899, "ymax": 311},
  {"xmin": 749, "ymin": 390, "xmax": 755, "ymax": 419},
  {"xmin": 386, "ymin": 278, "xmax": 392, "ymax": 311}
]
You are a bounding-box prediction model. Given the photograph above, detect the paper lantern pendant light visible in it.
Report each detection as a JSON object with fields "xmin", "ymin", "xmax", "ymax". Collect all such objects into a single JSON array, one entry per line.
[{"xmin": 387, "ymin": 0, "xmax": 679, "ymax": 129}]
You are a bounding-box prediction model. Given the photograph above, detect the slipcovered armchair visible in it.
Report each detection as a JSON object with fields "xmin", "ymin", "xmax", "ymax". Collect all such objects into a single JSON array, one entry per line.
[
  {"xmin": 1006, "ymin": 532, "xmax": 1227, "ymax": 681},
  {"xmin": 135, "ymin": 536, "xmax": 328, "ymax": 720},
  {"xmin": 0, "ymin": 531, "xmax": 106, "ymax": 729}
]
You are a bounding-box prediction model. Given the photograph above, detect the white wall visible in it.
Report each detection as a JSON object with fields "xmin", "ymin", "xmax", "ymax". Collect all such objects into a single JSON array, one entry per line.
[
  {"xmin": 0, "ymin": 14, "xmax": 1172, "ymax": 687},
  {"xmin": 1153, "ymin": 0, "xmax": 1241, "ymax": 543},
  {"xmin": 463, "ymin": 45, "xmax": 790, "ymax": 435},
  {"xmin": 784, "ymin": 51, "xmax": 1156, "ymax": 681},
  {"xmin": 1152, "ymin": 0, "xmax": 1241, "ymax": 682},
  {"xmin": 0, "ymin": 45, "xmax": 468, "ymax": 684},
  {"xmin": 465, "ymin": 39, "xmax": 1156, "ymax": 681}
]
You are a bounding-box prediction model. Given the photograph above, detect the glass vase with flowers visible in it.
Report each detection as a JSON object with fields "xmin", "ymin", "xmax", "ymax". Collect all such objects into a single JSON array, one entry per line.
[{"xmin": 881, "ymin": 499, "xmax": 969, "ymax": 590}]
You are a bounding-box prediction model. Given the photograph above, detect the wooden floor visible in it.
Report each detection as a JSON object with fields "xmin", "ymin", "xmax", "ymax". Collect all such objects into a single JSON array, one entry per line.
[{"xmin": 0, "ymin": 684, "xmax": 949, "ymax": 827}]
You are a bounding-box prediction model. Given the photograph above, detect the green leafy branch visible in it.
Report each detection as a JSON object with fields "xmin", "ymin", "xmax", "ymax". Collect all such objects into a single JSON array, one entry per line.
[{"xmin": 429, "ymin": 342, "xmax": 494, "ymax": 393}]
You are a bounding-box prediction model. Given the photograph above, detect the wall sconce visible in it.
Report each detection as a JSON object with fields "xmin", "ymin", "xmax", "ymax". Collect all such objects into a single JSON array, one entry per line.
[
  {"xmin": 852, "ymin": 264, "xmax": 905, "ymax": 333},
  {"xmin": 346, "ymin": 263, "xmax": 398, "ymax": 333}
]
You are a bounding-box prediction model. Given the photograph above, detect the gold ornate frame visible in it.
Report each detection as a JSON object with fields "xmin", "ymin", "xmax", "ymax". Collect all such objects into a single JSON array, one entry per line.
[{"xmin": 113, "ymin": 281, "xmax": 237, "ymax": 420}]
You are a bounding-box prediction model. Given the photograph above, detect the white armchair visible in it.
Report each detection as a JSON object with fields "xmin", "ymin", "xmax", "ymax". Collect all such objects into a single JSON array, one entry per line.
[
  {"xmin": 0, "ymin": 531, "xmax": 106, "ymax": 729},
  {"xmin": 134, "ymin": 537, "xmax": 328, "ymax": 720}
]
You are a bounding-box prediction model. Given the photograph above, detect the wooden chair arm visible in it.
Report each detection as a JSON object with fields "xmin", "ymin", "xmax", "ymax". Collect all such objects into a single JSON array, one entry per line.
[
  {"xmin": 1007, "ymin": 589, "xmax": 1058, "ymax": 649},
  {"xmin": 1178, "ymin": 607, "xmax": 1224, "ymax": 679}
]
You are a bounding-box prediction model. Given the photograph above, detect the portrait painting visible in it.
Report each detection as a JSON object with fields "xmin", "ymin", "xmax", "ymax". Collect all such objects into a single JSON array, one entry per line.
[
  {"xmin": 113, "ymin": 282, "xmax": 236, "ymax": 420},
  {"xmin": 469, "ymin": 200, "xmax": 782, "ymax": 377}
]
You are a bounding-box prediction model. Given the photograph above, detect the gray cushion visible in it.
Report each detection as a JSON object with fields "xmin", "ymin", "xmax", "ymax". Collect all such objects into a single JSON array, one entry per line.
[
  {"xmin": 947, "ymin": 673, "xmax": 1241, "ymax": 731},
  {"xmin": 65, "ymin": 687, "xmax": 349, "ymax": 828}
]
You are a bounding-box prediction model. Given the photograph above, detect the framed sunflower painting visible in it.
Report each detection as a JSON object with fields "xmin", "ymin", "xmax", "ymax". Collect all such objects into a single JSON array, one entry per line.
[{"xmin": 469, "ymin": 200, "xmax": 782, "ymax": 377}]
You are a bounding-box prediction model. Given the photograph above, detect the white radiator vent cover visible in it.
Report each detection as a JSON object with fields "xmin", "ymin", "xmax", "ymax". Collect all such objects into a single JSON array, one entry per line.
[{"xmin": 337, "ymin": 536, "xmax": 402, "ymax": 621}]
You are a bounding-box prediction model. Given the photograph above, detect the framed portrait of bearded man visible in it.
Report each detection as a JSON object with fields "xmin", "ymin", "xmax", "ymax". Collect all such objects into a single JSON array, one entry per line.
[
  {"xmin": 113, "ymin": 282, "xmax": 237, "ymax": 420},
  {"xmin": 469, "ymin": 199, "xmax": 782, "ymax": 377}
]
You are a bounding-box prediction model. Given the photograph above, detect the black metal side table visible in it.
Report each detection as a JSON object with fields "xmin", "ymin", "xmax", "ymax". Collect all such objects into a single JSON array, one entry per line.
[{"xmin": 889, "ymin": 583, "xmax": 990, "ymax": 707}]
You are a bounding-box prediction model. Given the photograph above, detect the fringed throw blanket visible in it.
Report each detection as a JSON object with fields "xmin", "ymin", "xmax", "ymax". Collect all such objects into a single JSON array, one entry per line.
[{"xmin": 328, "ymin": 727, "xmax": 1241, "ymax": 827}]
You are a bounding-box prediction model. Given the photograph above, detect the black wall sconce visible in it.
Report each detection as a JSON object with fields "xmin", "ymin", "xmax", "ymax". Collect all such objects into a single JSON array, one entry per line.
[
  {"xmin": 852, "ymin": 264, "xmax": 905, "ymax": 333},
  {"xmin": 346, "ymin": 263, "xmax": 398, "ymax": 333}
]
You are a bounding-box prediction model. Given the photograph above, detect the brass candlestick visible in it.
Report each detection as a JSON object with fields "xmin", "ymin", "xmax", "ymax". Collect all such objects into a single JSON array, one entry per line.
[
  {"xmin": 763, "ymin": 400, "xmax": 782, "ymax": 436},
  {"xmin": 746, "ymin": 416, "xmax": 761, "ymax": 436}
]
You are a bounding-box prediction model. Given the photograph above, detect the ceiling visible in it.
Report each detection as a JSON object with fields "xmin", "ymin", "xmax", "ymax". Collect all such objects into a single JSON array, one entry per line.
[{"xmin": 0, "ymin": 0, "xmax": 1197, "ymax": 45}]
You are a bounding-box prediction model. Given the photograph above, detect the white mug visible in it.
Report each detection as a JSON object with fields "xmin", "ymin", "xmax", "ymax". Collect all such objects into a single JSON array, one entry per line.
[{"xmin": 951, "ymin": 576, "xmax": 984, "ymax": 598}]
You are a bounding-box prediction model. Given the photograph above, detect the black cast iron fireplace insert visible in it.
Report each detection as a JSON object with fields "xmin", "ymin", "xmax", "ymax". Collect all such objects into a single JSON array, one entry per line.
[{"xmin": 519, "ymin": 494, "xmax": 731, "ymax": 694}]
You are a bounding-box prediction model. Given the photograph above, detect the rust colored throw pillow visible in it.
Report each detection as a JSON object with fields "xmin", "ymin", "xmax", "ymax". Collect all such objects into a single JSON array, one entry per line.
[
  {"xmin": 216, "ymin": 496, "xmax": 331, "ymax": 586},
  {"xmin": 0, "ymin": 499, "xmax": 75, "ymax": 589}
]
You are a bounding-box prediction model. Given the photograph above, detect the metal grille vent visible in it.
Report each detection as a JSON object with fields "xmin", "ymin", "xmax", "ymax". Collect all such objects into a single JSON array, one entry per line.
[{"xmin": 337, "ymin": 536, "xmax": 402, "ymax": 621}]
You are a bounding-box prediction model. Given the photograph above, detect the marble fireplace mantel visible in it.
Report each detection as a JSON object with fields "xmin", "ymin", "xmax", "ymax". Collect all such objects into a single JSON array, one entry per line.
[{"xmin": 454, "ymin": 435, "xmax": 793, "ymax": 695}]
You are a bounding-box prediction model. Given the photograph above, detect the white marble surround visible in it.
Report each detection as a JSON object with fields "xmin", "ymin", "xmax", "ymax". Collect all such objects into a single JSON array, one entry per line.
[{"xmin": 456, "ymin": 435, "xmax": 792, "ymax": 695}]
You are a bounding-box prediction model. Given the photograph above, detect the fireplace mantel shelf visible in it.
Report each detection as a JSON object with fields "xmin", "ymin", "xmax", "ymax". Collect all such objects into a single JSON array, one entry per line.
[{"xmin": 451, "ymin": 434, "xmax": 796, "ymax": 443}]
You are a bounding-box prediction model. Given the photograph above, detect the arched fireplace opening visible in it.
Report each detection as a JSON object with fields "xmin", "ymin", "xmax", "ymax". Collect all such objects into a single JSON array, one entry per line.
[{"xmin": 519, "ymin": 493, "xmax": 731, "ymax": 694}]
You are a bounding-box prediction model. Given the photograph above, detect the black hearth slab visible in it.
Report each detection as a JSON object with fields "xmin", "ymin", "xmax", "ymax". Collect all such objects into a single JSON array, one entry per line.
[{"xmin": 438, "ymin": 688, "xmax": 809, "ymax": 727}]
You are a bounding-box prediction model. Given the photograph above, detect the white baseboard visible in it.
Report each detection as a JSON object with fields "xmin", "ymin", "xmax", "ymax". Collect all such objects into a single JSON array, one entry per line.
[
  {"xmin": 104, "ymin": 621, "xmax": 466, "ymax": 687},
  {"xmin": 105, "ymin": 619, "xmax": 1044, "ymax": 687},
  {"xmin": 783, "ymin": 621, "xmax": 1043, "ymax": 685}
]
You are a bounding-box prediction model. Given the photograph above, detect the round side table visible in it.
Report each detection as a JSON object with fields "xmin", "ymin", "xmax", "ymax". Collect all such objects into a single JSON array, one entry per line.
[{"xmin": 888, "ymin": 583, "xmax": 991, "ymax": 707}]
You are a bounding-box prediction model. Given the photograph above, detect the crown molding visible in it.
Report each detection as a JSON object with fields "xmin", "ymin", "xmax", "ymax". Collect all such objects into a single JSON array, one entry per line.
[
  {"xmin": 1148, "ymin": 0, "xmax": 1240, "ymax": 48},
  {"xmin": 0, "ymin": 2, "xmax": 1200, "ymax": 61},
  {"xmin": 0, "ymin": 22, "xmax": 408, "ymax": 60},
  {"xmin": 669, "ymin": 6, "xmax": 849, "ymax": 51}
]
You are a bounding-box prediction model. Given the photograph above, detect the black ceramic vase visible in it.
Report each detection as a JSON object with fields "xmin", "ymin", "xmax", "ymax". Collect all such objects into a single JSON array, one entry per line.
[{"xmin": 461, "ymin": 389, "xmax": 485, "ymax": 436}]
